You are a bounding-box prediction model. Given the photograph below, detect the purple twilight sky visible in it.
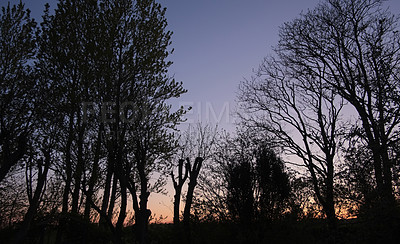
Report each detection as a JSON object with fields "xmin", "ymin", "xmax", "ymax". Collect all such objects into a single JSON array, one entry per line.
[
  {"xmin": 6, "ymin": 0, "xmax": 400, "ymax": 131},
  {"xmin": 159, "ymin": 0, "xmax": 400, "ymax": 131}
]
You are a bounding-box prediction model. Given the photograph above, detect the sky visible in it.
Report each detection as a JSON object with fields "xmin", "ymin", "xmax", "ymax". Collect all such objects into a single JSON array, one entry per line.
[
  {"xmin": 3, "ymin": 0, "xmax": 400, "ymax": 223},
  {"xmin": 6, "ymin": 0, "xmax": 400, "ymax": 130},
  {"xmin": 162, "ymin": 0, "xmax": 324, "ymax": 131}
]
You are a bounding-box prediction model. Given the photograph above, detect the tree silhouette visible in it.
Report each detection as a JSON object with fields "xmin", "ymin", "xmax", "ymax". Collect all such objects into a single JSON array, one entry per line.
[
  {"xmin": 36, "ymin": 1, "xmax": 103, "ymax": 242},
  {"xmin": 170, "ymin": 123, "xmax": 217, "ymax": 242},
  {"xmin": 171, "ymin": 158, "xmax": 188, "ymax": 225},
  {"xmin": 2, "ymin": 0, "xmax": 400, "ymax": 243},
  {"xmin": 0, "ymin": 1, "xmax": 36, "ymax": 183},
  {"xmin": 255, "ymin": 147, "xmax": 291, "ymax": 222},
  {"xmin": 1, "ymin": 0, "xmax": 186, "ymax": 243},
  {"xmin": 270, "ymin": 0, "xmax": 400, "ymax": 206},
  {"xmin": 239, "ymin": 51, "xmax": 344, "ymax": 228},
  {"xmin": 183, "ymin": 156, "xmax": 204, "ymax": 225},
  {"xmin": 226, "ymin": 158, "xmax": 255, "ymax": 225},
  {"xmin": 221, "ymin": 132, "xmax": 292, "ymax": 225},
  {"xmin": 342, "ymin": 144, "xmax": 377, "ymax": 211},
  {"xmin": 12, "ymin": 149, "xmax": 51, "ymax": 244}
]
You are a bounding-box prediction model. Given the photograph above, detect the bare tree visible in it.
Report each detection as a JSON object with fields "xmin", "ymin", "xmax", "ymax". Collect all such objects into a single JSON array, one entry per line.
[
  {"xmin": 181, "ymin": 124, "xmax": 217, "ymax": 225},
  {"xmin": 170, "ymin": 123, "xmax": 217, "ymax": 241},
  {"xmin": 171, "ymin": 158, "xmax": 188, "ymax": 225},
  {"xmin": 12, "ymin": 147, "xmax": 51, "ymax": 244},
  {"xmin": 272, "ymin": 0, "xmax": 400, "ymax": 206},
  {"xmin": 239, "ymin": 50, "xmax": 344, "ymax": 228},
  {"xmin": 183, "ymin": 156, "xmax": 204, "ymax": 225}
]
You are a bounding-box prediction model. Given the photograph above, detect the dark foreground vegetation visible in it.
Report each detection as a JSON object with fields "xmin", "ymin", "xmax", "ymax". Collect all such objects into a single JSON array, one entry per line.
[
  {"xmin": 1, "ymin": 0, "xmax": 400, "ymax": 243},
  {"xmin": 150, "ymin": 215, "xmax": 400, "ymax": 244},
  {"xmin": 1, "ymin": 212, "xmax": 400, "ymax": 244}
]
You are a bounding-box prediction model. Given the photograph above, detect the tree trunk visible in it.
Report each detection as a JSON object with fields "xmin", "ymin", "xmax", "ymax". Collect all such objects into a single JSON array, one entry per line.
[
  {"xmin": 381, "ymin": 147, "xmax": 394, "ymax": 205},
  {"xmin": 72, "ymin": 117, "xmax": 85, "ymax": 214},
  {"xmin": 183, "ymin": 181, "xmax": 195, "ymax": 226},
  {"xmin": 325, "ymin": 154, "xmax": 336, "ymax": 230},
  {"xmin": 115, "ymin": 178, "xmax": 127, "ymax": 244},
  {"xmin": 183, "ymin": 157, "xmax": 203, "ymax": 244},
  {"xmin": 100, "ymin": 157, "xmax": 114, "ymax": 225},
  {"xmin": 108, "ymin": 174, "xmax": 118, "ymax": 217},
  {"xmin": 183, "ymin": 157, "xmax": 203, "ymax": 225},
  {"xmin": 136, "ymin": 161, "xmax": 150, "ymax": 244},
  {"xmin": 114, "ymin": 143, "xmax": 127, "ymax": 244},
  {"xmin": 173, "ymin": 188, "xmax": 182, "ymax": 225},
  {"xmin": 84, "ymin": 127, "xmax": 102, "ymax": 220},
  {"xmin": 172, "ymin": 159, "xmax": 188, "ymax": 225},
  {"xmin": 13, "ymin": 150, "xmax": 51, "ymax": 244},
  {"xmin": 355, "ymin": 105, "xmax": 390, "ymax": 204},
  {"xmin": 56, "ymin": 114, "xmax": 74, "ymax": 243}
]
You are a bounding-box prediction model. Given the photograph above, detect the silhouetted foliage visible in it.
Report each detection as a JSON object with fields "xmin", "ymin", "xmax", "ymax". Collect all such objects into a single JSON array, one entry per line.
[
  {"xmin": 225, "ymin": 141, "xmax": 293, "ymax": 225},
  {"xmin": 194, "ymin": 129, "xmax": 293, "ymax": 227},
  {"xmin": 255, "ymin": 147, "xmax": 291, "ymax": 222},
  {"xmin": 342, "ymin": 145, "xmax": 377, "ymax": 211},
  {"xmin": 0, "ymin": 1, "xmax": 36, "ymax": 183},
  {"xmin": 1, "ymin": 0, "xmax": 186, "ymax": 244},
  {"xmin": 226, "ymin": 158, "xmax": 255, "ymax": 225}
]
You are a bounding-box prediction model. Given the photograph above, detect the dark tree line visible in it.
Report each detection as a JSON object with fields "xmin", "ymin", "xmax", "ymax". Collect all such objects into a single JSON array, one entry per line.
[
  {"xmin": 1, "ymin": 1, "xmax": 185, "ymax": 244},
  {"xmin": 172, "ymin": 0, "xmax": 400, "ymax": 241}
]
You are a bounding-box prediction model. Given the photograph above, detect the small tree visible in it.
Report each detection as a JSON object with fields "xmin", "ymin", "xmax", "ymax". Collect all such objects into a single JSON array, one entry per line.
[
  {"xmin": 226, "ymin": 158, "xmax": 255, "ymax": 225},
  {"xmin": 220, "ymin": 132, "xmax": 292, "ymax": 224},
  {"xmin": 183, "ymin": 156, "xmax": 204, "ymax": 225},
  {"xmin": 170, "ymin": 123, "xmax": 217, "ymax": 241},
  {"xmin": 255, "ymin": 147, "xmax": 291, "ymax": 222},
  {"xmin": 171, "ymin": 158, "xmax": 188, "ymax": 225}
]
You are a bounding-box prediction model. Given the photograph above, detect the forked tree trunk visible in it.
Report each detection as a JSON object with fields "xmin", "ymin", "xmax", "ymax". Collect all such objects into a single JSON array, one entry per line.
[
  {"xmin": 183, "ymin": 157, "xmax": 203, "ymax": 243},
  {"xmin": 13, "ymin": 149, "xmax": 51, "ymax": 244},
  {"xmin": 171, "ymin": 159, "xmax": 189, "ymax": 225},
  {"xmin": 56, "ymin": 114, "xmax": 74, "ymax": 243},
  {"xmin": 183, "ymin": 157, "xmax": 203, "ymax": 225}
]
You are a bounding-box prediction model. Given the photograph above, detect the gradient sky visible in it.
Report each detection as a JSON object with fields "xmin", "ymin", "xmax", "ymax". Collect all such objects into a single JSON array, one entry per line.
[
  {"xmin": 6, "ymin": 0, "xmax": 400, "ymax": 129},
  {"xmin": 3, "ymin": 0, "xmax": 400, "ymax": 223}
]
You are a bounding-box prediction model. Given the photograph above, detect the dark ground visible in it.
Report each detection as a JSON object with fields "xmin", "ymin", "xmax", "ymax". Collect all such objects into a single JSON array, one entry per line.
[{"xmin": 1, "ymin": 212, "xmax": 400, "ymax": 244}]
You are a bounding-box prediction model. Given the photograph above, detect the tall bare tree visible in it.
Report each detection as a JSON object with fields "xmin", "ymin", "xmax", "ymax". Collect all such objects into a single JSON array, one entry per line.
[
  {"xmin": 239, "ymin": 48, "xmax": 344, "ymax": 228},
  {"xmin": 270, "ymin": 0, "xmax": 400, "ymax": 206}
]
